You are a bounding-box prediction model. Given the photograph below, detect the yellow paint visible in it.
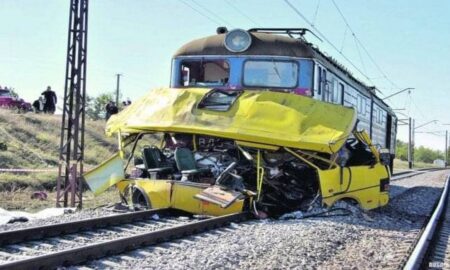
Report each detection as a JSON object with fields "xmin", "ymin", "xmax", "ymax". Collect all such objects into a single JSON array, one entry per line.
[
  {"xmin": 236, "ymin": 141, "xmax": 280, "ymax": 151},
  {"xmin": 83, "ymin": 153, "xmax": 125, "ymax": 195},
  {"xmin": 354, "ymin": 131, "xmax": 380, "ymax": 162},
  {"xmin": 256, "ymin": 150, "xmax": 264, "ymax": 201},
  {"xmin": 117, "ymin": 180, "xmax": 244, "ymax": 216},
  {"xmin": 319, "ymin": 164, "xmax": 389, "ymax": 210},
  {"xmin": 284, "ymin": 128, "xmax": 390, "ymax": 211},
  {"xmin": 106, "ymin": 88, "xmax": 356, "ymax": 154},
  {"xmin": 103, "ymin": 88, "xmax": 388, "ymax": 214}
]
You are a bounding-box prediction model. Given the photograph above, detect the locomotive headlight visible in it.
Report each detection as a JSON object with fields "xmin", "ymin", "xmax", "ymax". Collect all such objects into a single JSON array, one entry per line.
[{"xmin": 224, "ymin": 29, "xmax": 252, "ymax": 53}]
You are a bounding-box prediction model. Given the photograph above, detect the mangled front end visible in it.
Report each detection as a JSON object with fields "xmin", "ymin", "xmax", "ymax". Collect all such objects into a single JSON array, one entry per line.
[{"xmin": 84, "ymin": 88, "xmax": 389, "ymax": 217}]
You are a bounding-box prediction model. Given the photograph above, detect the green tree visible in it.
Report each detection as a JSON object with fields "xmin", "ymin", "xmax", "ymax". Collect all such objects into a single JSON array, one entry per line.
[
  {"xmin": 9, "ymin": 88, "xmax": 19, "ymax": 98},
  {"xmin": 415, "ymin": 146, "xmax": 443, "ymax": 163},
  {"xmin": 395, "ymin": 139, "xmax": 408, "ymax": 161},
  {"xmin": 86, "ymin": 93, "xmax": 114, "ymax": 121},
  {"xmin": 395, "ymin": 139, "xmax": 446, "ymax": 164}
]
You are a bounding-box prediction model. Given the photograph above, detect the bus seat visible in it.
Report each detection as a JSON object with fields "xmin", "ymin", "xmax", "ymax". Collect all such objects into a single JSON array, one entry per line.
[
  {"xmin": 142, "ymin": 146, "xmax": 173, "ymax": 179},
  {"xmin": 174, "ymin": 147, "xmax": 209, "ymax": 181}
]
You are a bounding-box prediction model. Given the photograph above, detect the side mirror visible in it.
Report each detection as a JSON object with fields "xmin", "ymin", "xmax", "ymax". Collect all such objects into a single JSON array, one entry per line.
[{"xmin": 378, "ymin": 148, "xmax": 391, "ymax": 166}]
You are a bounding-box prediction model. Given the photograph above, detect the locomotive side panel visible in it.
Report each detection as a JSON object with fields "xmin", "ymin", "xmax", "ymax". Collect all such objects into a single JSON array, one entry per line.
[
  {"xmin": 371, "ymin": 102, "xmax": 388, "ymax": 149},
  {"xmin": 312, "ymin": 60, "xmax": 394, "ymax": 154}
]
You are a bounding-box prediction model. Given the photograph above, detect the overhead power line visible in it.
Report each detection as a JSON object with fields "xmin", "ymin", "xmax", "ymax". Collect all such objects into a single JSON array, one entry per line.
[
  {"xmin": 283, "ymin": 0, "xmax": 374, "ymax": 84},
  {"xmin": 311, "ymin": 0, "xmax": 321, "ymax": 26},
  {"xmin": 330, "ymin": 0, "xmax": 400, "ymax": 90},
  {"xmin": 180, "ymin": 0, "xmax": 222, "ymax": 26},
  {"xmin": 191, "ymin": 0, "xmax": 234, "ymax": 27},
  {"xmin": 339, "ymin": 28, "xmax": 347, "ymax": 53},
  {"xmin": 224, "ymin": 0, "xmax": 261, "ymax": 26},
  {"xmin": 353, "ymin": 35, "xmax": 366, "ymax": 74}
]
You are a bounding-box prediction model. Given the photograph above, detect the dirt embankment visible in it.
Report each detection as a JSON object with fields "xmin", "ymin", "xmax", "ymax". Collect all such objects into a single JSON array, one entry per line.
[{"xmin": 0, "ymin": 108, "xmax": 117, "ymax": 191}]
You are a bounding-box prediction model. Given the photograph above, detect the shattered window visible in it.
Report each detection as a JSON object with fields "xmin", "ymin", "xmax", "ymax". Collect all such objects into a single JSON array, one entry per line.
[
  {"xmin": 180, "ymin": 60, "xmax": 230, "ymax": 87},
  {"xmin": 197, "ymin": 89, "xmax": 241, "ymax": 111},
  {"xmin": 243, "ymin": 60, "xmax": 298, "ymax": 88}
]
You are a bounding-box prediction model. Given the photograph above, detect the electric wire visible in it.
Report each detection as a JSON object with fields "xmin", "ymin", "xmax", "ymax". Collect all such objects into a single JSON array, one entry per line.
[
  {"xmin": 224, "ymin": 0, "xmax": 261, "ymax": 26},
  {"xmin": 283, "ymin": 0, "xmax": 374, "ymax": 84},
  {"xmin": 411, "ymin": 97, "xmax": 429, "ymax": 122},
  {"xmin": 405, "ymin": 90, "xmax": 412, "ymax": 117},
  {"xmin": 331, "ymin": 0, "xmax": 401, "ymax": 91},
  {"xmin": 311, "ymin": 0, "xmax": 321, "ymax": 26},
  {"xmin": 190, "ymin": 0, "xmax": 234, "ymax": 27},
  {"xmin": 353, "ymin": 35, "xmax": 366, "ymax": 74},
  {"xmin": 368, "ymin": 76, "xmax": 387, "ymax": 80},
  {"xmin": 180, "ymin": 0, "xmax": 222, "ymax": 26},
  {"xmin": 339, "ymin": 28, "xmax": 347, "ymax": 53}
]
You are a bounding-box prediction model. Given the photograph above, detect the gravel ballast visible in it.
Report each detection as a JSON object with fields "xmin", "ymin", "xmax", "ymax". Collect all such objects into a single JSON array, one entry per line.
[
  {"xmin": 82, "ymin": 169, "xmax": 449, "ymax": 270},
  {"xmin": 0, "ymin": 208, "xmax": 117, "ymax": 232},
  {"xmin": 1, "ymin": 170, "xmax": 448, "ymax": 269}
]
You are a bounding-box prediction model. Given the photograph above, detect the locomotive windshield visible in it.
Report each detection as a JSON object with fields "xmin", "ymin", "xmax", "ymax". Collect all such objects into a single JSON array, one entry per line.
[
  {"xmin": 243, "ymin": 60, "xmax": 298, "ymax": 88},
  {"xmin": 180, "ymin": 59, "xmax": 230, "ymax": 87}
]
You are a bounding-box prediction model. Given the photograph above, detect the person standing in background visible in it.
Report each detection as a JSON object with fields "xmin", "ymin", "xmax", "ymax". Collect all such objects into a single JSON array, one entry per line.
[
  {"xmin": 41, "ymin": 86, "xmax": 57, "ymax": 114},
  {"xmin": 105, "ymin": 100, "xmax": 114, "ymax": 120}
]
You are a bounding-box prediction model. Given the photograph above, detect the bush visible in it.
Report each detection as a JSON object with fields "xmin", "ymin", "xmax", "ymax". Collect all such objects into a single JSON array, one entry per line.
[{"xmin": 396, "ymin": 139, "xmax": 446, "ymax": 164}]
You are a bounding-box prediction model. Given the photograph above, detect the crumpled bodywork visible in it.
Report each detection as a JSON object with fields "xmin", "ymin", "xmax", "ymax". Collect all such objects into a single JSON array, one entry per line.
[
  {"xmin": 116, "ymin": 180, "xmax": 245, "ymax": 216},
  {"xmin": 85, "ymin": 87, "xmax": 389, "ymax": 217},
  {"xmin": 105, "ymin": 88, "xmax": 356, "ymax": 154},
  {"xmin": 84, "ymin": 153, "xmax": 125, "ymax": 195}
]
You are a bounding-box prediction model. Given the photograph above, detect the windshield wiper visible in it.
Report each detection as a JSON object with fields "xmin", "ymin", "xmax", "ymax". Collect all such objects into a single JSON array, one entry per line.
[{"xmin": 272, "ymin": 59, "xmax": 282, "ymax": 80}]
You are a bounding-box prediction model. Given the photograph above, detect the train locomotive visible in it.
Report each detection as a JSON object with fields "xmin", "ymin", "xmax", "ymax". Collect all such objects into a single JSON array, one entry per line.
[{"xmin": 85, "ymin": 28, "xmax": 396, "ymax": 217}]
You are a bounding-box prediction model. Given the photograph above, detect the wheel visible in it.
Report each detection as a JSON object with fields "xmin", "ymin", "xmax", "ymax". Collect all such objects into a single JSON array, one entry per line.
[{"xmin": 131, "ymin": 186, "xmax": 151, "ymax": 210}]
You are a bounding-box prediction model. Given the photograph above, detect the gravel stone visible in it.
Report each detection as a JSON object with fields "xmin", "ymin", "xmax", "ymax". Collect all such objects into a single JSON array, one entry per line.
[
  {"xmin": 0, "ymin": 208, "xmax": 117, "ymax": 232},
  {"xmin": 74, "ymin": 170, "xmax": 449, "ymax": 270},
  {"xmin": 2, "ymin": 170, "xmax": 448, "ymax": 269}
]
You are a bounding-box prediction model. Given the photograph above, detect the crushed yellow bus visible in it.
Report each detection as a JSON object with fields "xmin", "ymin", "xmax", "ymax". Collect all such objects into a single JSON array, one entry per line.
[{"xmin": 84, "ymin": 87, "xmax": 390, "ymax": 217}]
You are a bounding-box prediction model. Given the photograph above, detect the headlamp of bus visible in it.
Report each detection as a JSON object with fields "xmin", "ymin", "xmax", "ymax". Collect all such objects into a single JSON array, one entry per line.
[{"xmin": 224, "ymin": 29, "xmax": 252, "ymax": 53}]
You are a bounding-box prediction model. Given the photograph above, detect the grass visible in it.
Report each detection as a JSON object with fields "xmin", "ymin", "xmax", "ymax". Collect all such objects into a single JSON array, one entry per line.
[
  {"xmin": 0, "ymin": 109, "xmax": 164, "ymax": 211},
  {"xmin": 0, "ymin": 172, "xmax": 58, "ymax": 191},
  {"xmin": 393, "ymin": 158, "xmax": 438, "ymax": 170},
  {"xmin": 0, "ymin": 108, "xmax": 117, "ymax": 170},
  {"xmin": 0, "ymin": 108, "xmax": 119, "ymax": 210},
  {"xmin": 0, "ymin": 188, "xmax": 120, "ymax": 212}
]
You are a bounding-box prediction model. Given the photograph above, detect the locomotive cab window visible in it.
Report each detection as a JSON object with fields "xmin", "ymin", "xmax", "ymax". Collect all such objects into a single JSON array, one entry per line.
[
  {"xmin": 180, "ymin": 60, "xmax": 230, "ymax": 87},
  {"xmin": 243, "ymin": 60, "xmax": 298, "ymax": 88}
]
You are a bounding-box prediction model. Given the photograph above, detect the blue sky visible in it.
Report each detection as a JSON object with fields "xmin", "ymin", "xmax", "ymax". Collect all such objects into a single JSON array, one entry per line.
[{"xmin": 1, "ymin": 0, "xmax": 449, "ymax": 150}]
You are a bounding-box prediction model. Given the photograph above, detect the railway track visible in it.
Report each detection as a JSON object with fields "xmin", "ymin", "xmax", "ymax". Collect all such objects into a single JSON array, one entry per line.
[
  {"xmin": 0, "ymin": 208, "xmax": 249, "ymax": 270},
  {"xmin": 404, "ymin": 175, "xmax": 450, "ymax": 269},
  {"xmin": 0, "ymin": 169, "xmax": 445, "ymax": 269},
  {"xmin": 391, "ymin": 167, "xmax": 448, "ymax": 182}
]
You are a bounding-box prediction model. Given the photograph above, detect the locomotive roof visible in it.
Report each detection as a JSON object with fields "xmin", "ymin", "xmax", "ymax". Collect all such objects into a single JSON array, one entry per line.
[
  {"xmin": 173, "ymin": 32, "xmax": 367, "ymax": 91},
  {"xmin": 173, "ymin": 32, "xmax": 317, "ymax": 58}
]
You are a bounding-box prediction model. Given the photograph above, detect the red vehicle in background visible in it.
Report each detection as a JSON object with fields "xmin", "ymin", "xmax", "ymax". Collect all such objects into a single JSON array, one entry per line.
[{"xmin": 0, "ymin": 88, "xmax": 32, "ymax": 112}]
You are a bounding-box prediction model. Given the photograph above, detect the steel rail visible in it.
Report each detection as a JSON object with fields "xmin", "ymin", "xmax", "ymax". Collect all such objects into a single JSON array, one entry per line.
[
  {"xmin": 404, "ymin": 175, "xmax": 450, "ymax": 270},
  {"xmin": 391, "ymin": 167, "xmax": 448, "ymax": 182},
  {"xmin": 0, "ymin": 208, "xmax": 172, "ymax": 245},
  {"xmin": 391, "ymin": 171, "xmax": 426, "ymax": 182},
  {"xmin": 0, "ymin": 212, "xmax": 250, "ymax": 270}
]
